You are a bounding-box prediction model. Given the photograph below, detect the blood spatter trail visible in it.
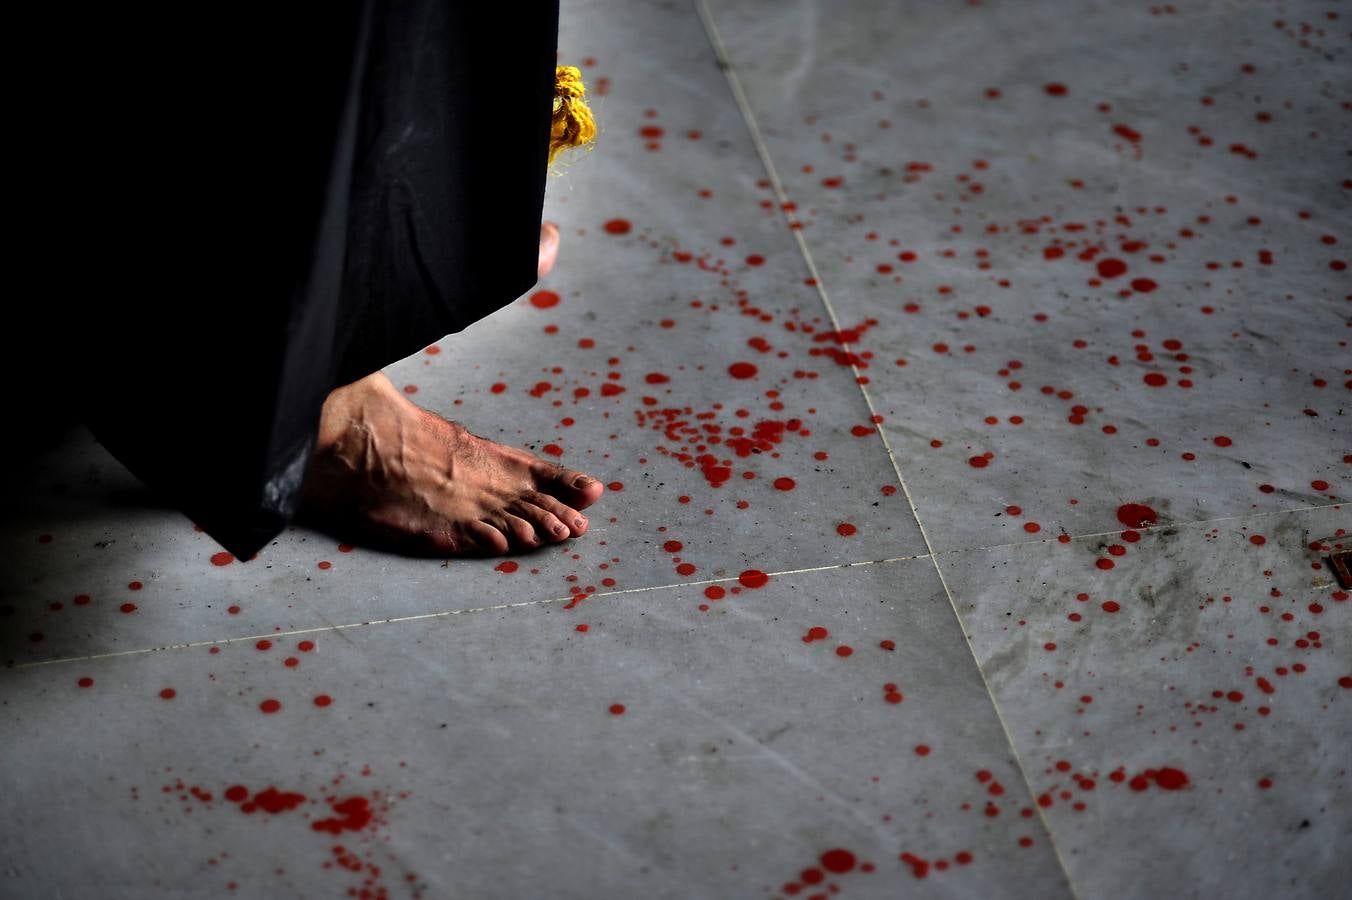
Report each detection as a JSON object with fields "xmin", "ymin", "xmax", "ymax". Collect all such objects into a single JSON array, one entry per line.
[
  {"xmin": 212, "ymin": 778, "xmax": 402, "ymax": 895},
  {"xmin": 602, "ymin": 218, "xmax": 631, "ymax": 235}
]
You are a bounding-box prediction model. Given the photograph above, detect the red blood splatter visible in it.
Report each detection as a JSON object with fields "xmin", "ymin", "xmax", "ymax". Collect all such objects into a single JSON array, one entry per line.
[
  {"xmin": 1129, "ymin": 767, "xmax": 1190, "ymax": 791},
  {"xmin": 1113, "ymin": 123, "xmax": 1142, "ymax": 143},
  {"xmin": 298, "ymin": 641, "xmax": 315, "ymax": 652},
  {"xmin": 1130, "ymin": 278, "xmax": 1157, "ymax": 292},
  {"xmin": 835, "ymin": 645, "xmax": 854, "ymax": 657},
  {"xmin": 745, "ymin": 254, "xmax": 766, "ymax": 266},
  {"xmin": 773, "ymin": 477, "xmax": 797, "ymax": 491},
  {"xmin": 1116, "ymin": 503, "xmax": 1158, "ymax": 528},
  {"xmin": 739, "ymin": 569, "xmax": 769, "ymax": 588},
  {"xmin": 210, "ymin": 551, "xmax": 234, "ymax": 566},
  {"xmin": 224, "ymin": 785, "xmax": 249, "ymax": 803},
  {"xmin": 728, "ymin": 362, "xmax": 758, "ymax": 379},
  {"xmin": 259, "ymin": 699, "xmax": 282, "ymax": 714},
  {"xmin": 899, "ymin": 852, "xmax": 929, "ymax": 879},
  {"xmin": 836, "ymin": 523, "xmax": 857, "ymax": 537},
  {"xmin": 495, "ymin": 561, "xmax": 519, "ymax": 574},
  {"xmin": 820, "ymin": 849, "xmax": 856, "ymax": 874},
  {"xmin": 251, "ymin": 787, "xmax": 306, "ymax": 814},
  {"xmin": 1143, "ymin": 372, "xmax": 1168, "ymax": 387},
  {"xmin": 915, "ymin": 745, "xmax": 931, "ymax": 756},
  {"xmin": 314, "ymin": 694, "xmax": 333, "ymax": 707},
  {"xmin": 704, "ymin": 585, "xmax": 726, "ymax": 600},
  {"xmin": 1339, "ymin": 676, "xmax": 1352, "ymax": 689},
  {"xmin": 1097, "ymin": 258, "xmax": 1128, "ymax": 278},
  {"xmin": 609, "ymin": 703, "xmax": 626, "ymax": 715},
  {"xmin": 1044, "ymin": 83, "xmax": 1068, "ymax": 96},
  {"xmin": 663, "ymin": 540, "xmax": 683, "ymax": 553},
  {"xmin": 256, "ymin": 640, "xmax": 272, "ymax": 651},
  {"xmin": 529, "ymin": 290, "xmax": 560, "ymax": 309},
  {"xmin": 77, "ymin": 677, "xmax": 94, "ymax": 688},
  {"xmin": 969, "ymin": 455, "xmax": 989, "ymax": 468},
  {"xmin": 120, "ymin": 602, "xmax": 137, "ymax": 614},
  {"xmin": 603, "ymin": 219, "xmax": 631, "ymax": 235},
  {"xmin": 1101, "ymin": 600, "xmax": 1121, "ymax": 613},
  {"xmin": 879, "ymin": 639, "xmax": 896, "ymax": 651},
  {"xmin": 159, "ymin": 687, "xmax": 176, "ymax": 700},
  {"xmin": 802, "ymin": 627, "xmax": 830, "ymax": 643},
  {"xmin": 312, "ymin": 797, "xmax": 373, "ymax": 835}
]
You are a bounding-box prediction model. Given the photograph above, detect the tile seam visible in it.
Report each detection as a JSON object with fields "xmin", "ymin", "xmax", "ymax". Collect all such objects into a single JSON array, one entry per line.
[
  {"xmin": 1, "ymin": 554, "xmax": 927, "ymax": 672},
  {"xmin": 691, "ymin": 2, "xmax": 1081, "ymax": 895}
]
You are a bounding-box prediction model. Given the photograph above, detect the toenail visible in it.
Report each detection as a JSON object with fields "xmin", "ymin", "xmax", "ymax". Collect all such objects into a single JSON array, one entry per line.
[
  {"xmin": 574, "ymin": 518, "xmax": 586, "ymax": 529},
  {"xmin": 573, "ymin": 476, "xmax": 593, "ymax": 489},
  {"xmin": 554, "ymin": 524, "xmax": 567, "ymax": 536}
]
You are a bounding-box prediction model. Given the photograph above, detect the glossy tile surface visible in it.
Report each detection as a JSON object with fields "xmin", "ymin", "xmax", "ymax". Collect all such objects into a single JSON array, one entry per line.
[
  {"xmin": 706, "ymin": 0, "xmax": 1348, "ymax": 551},
  {"xmin": 3, "ymin": 0, "xmax": 1349, "ymax": 898},
  {"xmin": 939, "ymin": 507, "xmax": 1350, "ymax": 899},
  {"xmin": 1, "ymin": 563, "xmax": 1069, "ymax": 900}
]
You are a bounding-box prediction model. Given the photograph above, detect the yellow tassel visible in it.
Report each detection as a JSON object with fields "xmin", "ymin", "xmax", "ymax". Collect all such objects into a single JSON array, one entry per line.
[{"xmin": 549, "ymin": 65, "xmax": 597, "ymax": 165}]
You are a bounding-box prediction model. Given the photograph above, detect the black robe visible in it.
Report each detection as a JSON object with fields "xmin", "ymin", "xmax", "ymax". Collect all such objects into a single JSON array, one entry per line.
[{"xmin": 13, "ymin": 2, "xmax": 559, "ymax": 559}]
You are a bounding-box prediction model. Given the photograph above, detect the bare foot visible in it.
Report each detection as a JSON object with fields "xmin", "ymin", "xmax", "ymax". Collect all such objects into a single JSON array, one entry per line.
[
  {"xmin": 538, "ymin": 221, "xmax": 560, "ymax": 278},
  {"xmin": 300, "ymin": 372, "xmax": 604, "ymax": 556}
]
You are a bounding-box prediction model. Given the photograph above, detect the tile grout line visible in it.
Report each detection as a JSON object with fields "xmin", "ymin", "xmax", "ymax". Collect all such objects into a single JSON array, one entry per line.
[
  {"xmin": 691, "ymin": 2, "xmax": 1083, "ymax": 895},
  {"xmin": 2, "ymin": 554, "xmax": 927, "ymax": 672},
  {"xmin": 7, "ymin": 490, "xmax": 1338, "ymax": 674}
]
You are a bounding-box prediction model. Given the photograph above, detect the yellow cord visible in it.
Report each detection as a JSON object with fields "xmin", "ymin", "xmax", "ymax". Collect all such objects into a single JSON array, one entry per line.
[{"xmin": 549, "ymin": 65, "xmax": 597, "ymax": 165}]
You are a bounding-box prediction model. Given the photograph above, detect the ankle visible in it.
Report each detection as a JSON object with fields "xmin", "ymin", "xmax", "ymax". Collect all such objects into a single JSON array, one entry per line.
[{"xmin": 315, "ymin": 372, "xmax": 396, "ymax": 453}]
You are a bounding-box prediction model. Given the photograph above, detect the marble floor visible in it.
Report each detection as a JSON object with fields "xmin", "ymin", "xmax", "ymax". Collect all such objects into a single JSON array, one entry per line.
[{"xmin": 2, "ymin": 2, "xmax": 1347, "ymax": 898}]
